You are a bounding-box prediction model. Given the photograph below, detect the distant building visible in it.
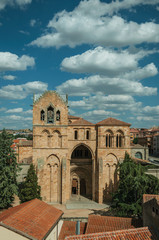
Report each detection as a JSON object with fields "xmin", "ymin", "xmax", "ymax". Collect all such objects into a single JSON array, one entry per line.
[{"xmin": 153, "ymin": 134, "xmax": 159, "ymax": 157}]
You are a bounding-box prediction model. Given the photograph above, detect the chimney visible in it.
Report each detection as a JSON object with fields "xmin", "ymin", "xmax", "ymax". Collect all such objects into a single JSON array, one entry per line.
[{"xmin": 76, "ymin": 221, "xmax": 80, "ymax": 235}]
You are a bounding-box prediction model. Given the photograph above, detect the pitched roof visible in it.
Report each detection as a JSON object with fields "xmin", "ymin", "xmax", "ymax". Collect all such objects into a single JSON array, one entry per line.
[
  {"xmin": 96, "ymin": 117, "xmax": 131, "ymax": 126},
  {"xmin": 143, "ymin": 194, "xmax": 159, "ymax": 204},
  {"xmin": 19, "ymin": 140, "xmax": 33, "ymax": 146},
  {"xmin": 85, "ymin": 215, "xmax": 141, "ymax": 234},
  {"xmin": 0, "ymin": 198, "xmax": 63, "ymax": 240},
  {"xmin": 69, "ymin": 118, "xmax": 94, "ymax": 126},
  {"xmin": 65, "ymin": 227, "xmax": 157, "ymax": 240},
  {"xmin": 130, "ymin": 128, "xmax": 139, "ymax": 133},
  {"xmin": 59, "ymin": 221, "xmax": 86, "ymax": 240},
  {"xmin": 68, "ymin": 115, "xmax": 80, "ymax": 119}
]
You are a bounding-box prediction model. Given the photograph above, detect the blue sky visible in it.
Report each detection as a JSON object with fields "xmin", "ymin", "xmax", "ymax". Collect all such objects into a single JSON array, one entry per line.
[{"xmin": 0, "ymin": 0, "xmax": 159, "ymax": 130}]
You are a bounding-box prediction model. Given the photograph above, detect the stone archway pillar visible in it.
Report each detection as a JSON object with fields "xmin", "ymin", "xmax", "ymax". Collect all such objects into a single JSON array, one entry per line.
[
  {"xmin": 62, "ymin": 157, "xmax": 67, "ymax": 204},
  {"xmin": 98, "ymin": 158, "xmax": 103, "ymax": 204},
  {"xmin": 92, "ymin": 158, "xmax": 95, "ymax": 201}
]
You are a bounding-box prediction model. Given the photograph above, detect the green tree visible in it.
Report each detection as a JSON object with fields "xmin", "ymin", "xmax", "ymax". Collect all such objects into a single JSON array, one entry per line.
[
  {"xmin": 19, "ymin": 163, "xmax": 41, "ymax": 203},
  {"xmin": 112, "ymin": 152, "xmax": 159, "ymax": 218},
  {"xmin": 0, "ymin": 129, "xmax": 19, "ymax": 209},
  {"xmin": 133, "ymin": 137, "xmax": 138, "ymax": 144}
]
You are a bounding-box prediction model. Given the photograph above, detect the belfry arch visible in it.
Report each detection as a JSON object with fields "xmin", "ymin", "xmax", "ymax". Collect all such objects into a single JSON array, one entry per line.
[{"xmin": 70, "ymin": 144, "xmax": 95, "ymax": 200}]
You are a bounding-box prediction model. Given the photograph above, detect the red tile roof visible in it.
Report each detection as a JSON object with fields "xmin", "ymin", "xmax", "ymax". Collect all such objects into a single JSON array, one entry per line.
[
  {"xmin": 85, "ymin": 215, "xmax": 141, "ymax": 234},
  {"xmin": 0, "ymin": 198, "xmax": 63, "ymax": 240},
  {"xmin": 59, "ymin": 221, "xmax": 86, "ymax": 240},
  {"xmin": 130, "ymin": 128, "xmax": 139, "ymax": 133},
  {"xmin": 69, "ymin": 118, "xmax": 94, "ymax": 126},
  {"xmin": 96, "ymin": 117, "xmax": 131, "ymax": 126},
  {"xmin": 143, "ymin": 194, "xmax": 159, "ymax": 204},
  {"xmin": 65, "ymin": 227, "xmax": 156, "ymax": 240}
]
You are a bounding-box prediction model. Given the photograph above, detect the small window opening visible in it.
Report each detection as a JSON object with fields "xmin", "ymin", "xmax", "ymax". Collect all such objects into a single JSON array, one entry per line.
[
  {"xmin": 41, "ymin": 110, "xmax": 45, "ymax": 121},
  {"xmin": 47, "ymin": 106, "xmax": 54, "ymax": 123},
  {"xmin": 116, "ymin": 135, "xmax": 119, "ymax": 148},
  {"xmin": 86, "ymin": 130, "xmax": 89, "ymax": 140},
  {"xmin": 56, "ymin": 110, "xmax": 60, "ymax": 121},
  {"xmin": 74, "ymin": 130, "xmax": 78, "ymax": 140}
]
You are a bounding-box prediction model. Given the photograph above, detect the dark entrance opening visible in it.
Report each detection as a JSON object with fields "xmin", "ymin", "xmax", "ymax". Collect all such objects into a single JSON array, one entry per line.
[
  {"xmin": 80, "ymin": 178, "xmax": 86, "ymax": 196},
  {"xmin": 72, "ymin": 178, "xmax": 78, "ymax": 194}
]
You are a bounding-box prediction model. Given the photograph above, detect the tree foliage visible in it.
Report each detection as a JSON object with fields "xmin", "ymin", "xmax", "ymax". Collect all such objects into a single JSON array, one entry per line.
[
  {"xmin": 0, "ymin": 129, "xmax": 19, "ymax": 209},
  {"xmin": 19, "ymin": 163, "xmax": 41, "ymax": 203},
  {"xmin": 133, "ymin": 137, "xmax": 138, "ymax": 144},
  {"xmin": 112, "ymin": 152, "xmax": 159, "ymax": 218}
]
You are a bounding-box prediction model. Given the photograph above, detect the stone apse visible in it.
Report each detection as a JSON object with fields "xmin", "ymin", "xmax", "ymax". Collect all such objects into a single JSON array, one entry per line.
[{"xmin": 32, "ymin": 91, "xmax": 131, "ymax": 204}]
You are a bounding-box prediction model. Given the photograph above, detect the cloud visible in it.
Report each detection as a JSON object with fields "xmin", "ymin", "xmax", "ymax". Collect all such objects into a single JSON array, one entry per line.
[
  {"xmin": 0, "ymin": 0, "xmax": 32, "ymax": 10},
  {"xmin": 6, "ymin": 108, "xmax": 23, "ymax": 113},
  {"xmin": 0, "ymin": 81, "xmax": 48, "ymax": 99},
  {"xmin": 30, "ymin": 0, "xmax": 159, "ymax": 48},
  {"xmin": 81, "ymin": 109, "xmax": 119, "ymax": 123},
  {"xmin": 61, "ymin": 47, "xmax": 159, "ymax": 78},
  {"xmin": 137, "ymin": 116, "xmax": 159, "ymax": 122},
  {"xmin": 56, "ymin": 75, "xmax": 157, "ymax": 97},
  {"xmin": 0, "ymin": 52, "xmax": 35, "ymax": 72},
  {"xmin": 19, "ymin": 30, "xmax": 30, "ymax": 35},
  {"xmin": 61, "ymin": 47, "xmax": 139, "ymax": 75},
  {"xmin": 122, "ymin": 63, "xmax": 158, "ymax": 81},
  {"xmin": 3, "ymin": 75, "xmax": 16, "ymax": 80},
  {"xmin": 9, "ymin": 115, "xmax": 32, "ymax": 121},
  {"xmin": 30, "ymin": 19, "xmax": 36, "ymax": 27},
  {"xmin": 142, "ymin": 105, "xmax": 159, "ymax": 115},
  {"xmin": 69, "ymin": 94, "xmax": 142, "ymax": 115}
]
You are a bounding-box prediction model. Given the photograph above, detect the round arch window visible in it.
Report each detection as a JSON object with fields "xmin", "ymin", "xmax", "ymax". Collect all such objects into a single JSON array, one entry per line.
[{"xmin": 135, "ymin": 152, "xmax": 142, "ymax": 159}]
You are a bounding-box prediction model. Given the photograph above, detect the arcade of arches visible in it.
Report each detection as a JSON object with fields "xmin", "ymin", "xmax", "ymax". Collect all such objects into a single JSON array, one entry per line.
[{"xmin": 32, "ymin": 91, "xmax": 131, "ymax": 204}]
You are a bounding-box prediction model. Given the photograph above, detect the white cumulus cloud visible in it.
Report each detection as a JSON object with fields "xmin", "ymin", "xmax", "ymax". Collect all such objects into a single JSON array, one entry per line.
[
  {"xmin": 3, "ymin": 75, "xmax": 16, "ymax": 80},
  {"xmin": 0, "ymin": 0, "xmax": 32, "ymax": 10},
  {"xmin": 0, "ymin": 52, "xmax": 35, "ymax": 72},
  {"xmin": 6, "ymin": 108, "xmax": 23, "ymax": 113},
  {"xmin": 0, "ymin": 81, "xmax": 48, "ymax": 99},
  {"xmin": 30, "ymin": 0, "xmax": 159, "ymax": 48},
  {"xmin": 56, "ymin": 75, "xmax": 157, "ymax": 97}
]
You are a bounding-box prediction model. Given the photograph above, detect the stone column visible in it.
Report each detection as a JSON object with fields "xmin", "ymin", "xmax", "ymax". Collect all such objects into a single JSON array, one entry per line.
[
  {"xmin": 92, "ymin": 158, "xmax": 95, "ymax": 201},
  {"xmin": 98, "ymin": 158, "xmax": 103, "ymax": 204},
  {"xmin": 49, "ymin": 165, "xmax": 54, "ymax": 202},
  {"xmin": 62, "ymin": 157, "xmax": 67, "ymax": 204}
]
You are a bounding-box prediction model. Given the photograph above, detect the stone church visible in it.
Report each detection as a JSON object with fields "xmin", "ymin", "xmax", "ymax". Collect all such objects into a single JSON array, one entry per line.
[{"xmin": 32, "ymin": 91, "xmax": 131, "ymax": 204}]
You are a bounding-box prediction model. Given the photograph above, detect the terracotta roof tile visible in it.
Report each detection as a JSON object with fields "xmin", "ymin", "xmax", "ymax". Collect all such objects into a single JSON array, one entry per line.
[
  {"xmin": 85, "ymin": 215, "xmax": 141, "ymax": 234},
  {"xmin": 0, "ymin": 199, "xmax": 63, "ymax": 240},
  {"xmin": 59, "ymin": 221, "xmax": 86, "ymax": 240},
  {"xmin": 96, "ymin": 117, "xmax": 131, "ymax": 126},
  {"xmin": 69, "ymin": 118, "xmax": 94, "ymax": 126},
  {"xmin": 65, "ymin": 227, "xmax": 157, "ymax": 240}
]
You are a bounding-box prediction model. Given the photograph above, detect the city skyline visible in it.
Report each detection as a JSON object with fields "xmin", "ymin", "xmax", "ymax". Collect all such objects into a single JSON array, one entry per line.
[{"xmin": 0, "ymin": 0, "xmax": 159, "ymax": 129}]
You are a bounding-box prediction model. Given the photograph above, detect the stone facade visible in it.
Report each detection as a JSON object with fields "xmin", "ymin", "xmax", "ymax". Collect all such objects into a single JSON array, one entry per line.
[{"xmin": 32, "ymin": 91, "xmax": 131, "ymax": 204}]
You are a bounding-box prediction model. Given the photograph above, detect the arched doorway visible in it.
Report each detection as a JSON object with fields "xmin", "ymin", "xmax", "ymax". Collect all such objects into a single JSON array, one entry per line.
[
  {"xmin": 72, "ymin": 178, "xmax": 78, "ymax": 194},
  {"xmin": 70, "ymin": 144, "xmax": 93, "ymax": 199},
  {"xmin": 80, "ymin": 178, "xmax": 86, "ymax": 196}
]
